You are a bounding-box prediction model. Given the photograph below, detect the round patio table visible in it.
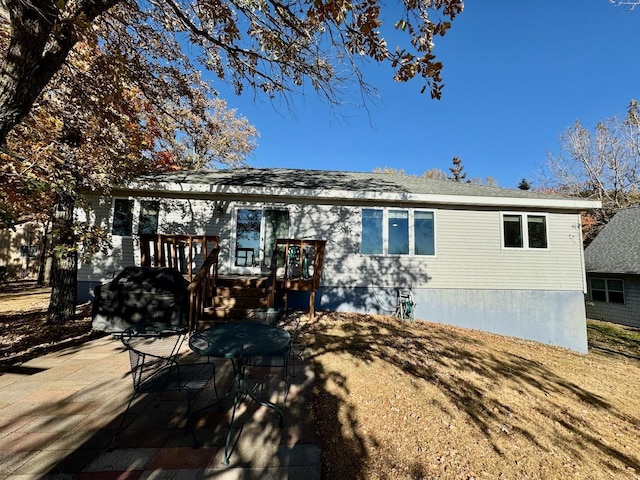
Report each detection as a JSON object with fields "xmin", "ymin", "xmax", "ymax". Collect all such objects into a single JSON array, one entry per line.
[{"xmin": 189, "ymin": 322, "xmax": 291, "ymax": 465}]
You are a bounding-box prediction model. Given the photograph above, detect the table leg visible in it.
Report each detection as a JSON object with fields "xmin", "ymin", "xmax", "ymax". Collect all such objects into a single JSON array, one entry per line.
[{"xmin": 222, "ymin": 357, "xmax": 285, "ymax": 466}]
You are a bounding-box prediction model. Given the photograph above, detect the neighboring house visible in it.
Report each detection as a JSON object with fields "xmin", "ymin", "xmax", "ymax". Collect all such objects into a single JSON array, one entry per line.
[
  {"xmin": 584, "ymin": 206, "xmax": 640, "ymax": 328},
  {"xmin": 0, "ymin": 222, "xmax": 44, "ymax": 281},
  {"xmin": 78, "ymin": 168, "xmax": 599, "ymax": 352}
]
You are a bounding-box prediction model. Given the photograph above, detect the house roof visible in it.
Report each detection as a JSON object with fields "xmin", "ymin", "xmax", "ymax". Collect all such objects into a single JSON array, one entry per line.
[
  {"xmin": 121, "ymin": 168, "xmax": 600, "ymax": 210},
  {"xmin": 584, "ymin": 206, "xmax": 640, "ymax": 274}
]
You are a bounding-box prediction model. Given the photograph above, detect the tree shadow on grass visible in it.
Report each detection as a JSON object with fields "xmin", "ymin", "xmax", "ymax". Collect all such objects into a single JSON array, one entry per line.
[{"xmin": 304, "ymin": 312, "xmax": 640, "ymax": 479}]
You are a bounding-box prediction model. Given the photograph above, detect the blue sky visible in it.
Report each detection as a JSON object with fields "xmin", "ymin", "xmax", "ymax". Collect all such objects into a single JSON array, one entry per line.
[{"xmin": 213, "ymin": 0, "xmax": 640, "ymax": 189}]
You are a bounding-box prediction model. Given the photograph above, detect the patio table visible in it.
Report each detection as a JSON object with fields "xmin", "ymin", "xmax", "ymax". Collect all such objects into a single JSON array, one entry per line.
[{"xmin": 189, "ymin": 322, "xmax": 291, "ymax": 465}]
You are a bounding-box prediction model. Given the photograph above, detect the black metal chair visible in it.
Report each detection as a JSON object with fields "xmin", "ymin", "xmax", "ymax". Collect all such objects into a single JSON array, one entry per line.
[{"xmin": 109, "ymin": 323, "xmax": 218, "ymax": 449}]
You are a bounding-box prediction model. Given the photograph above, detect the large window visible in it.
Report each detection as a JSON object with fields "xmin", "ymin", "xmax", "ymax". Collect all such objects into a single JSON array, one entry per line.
[
  {"xmin": 502, "ymin": 213, "xmax": 548, "ymax": 249},
  {"xmin": 361, "ymin": 209, "xmax": 383, "ymax": 254},
  {"xmin": 415, "ymin": 211, "xmax": 435, "ymax": 255},
  {"xmin": 112, "ymin": 199, "xmax": 134, "ymax": 236},
  {"xmin": 590, "ymin": 278, "xmax": 625, "ymax": 304},
  {"xmin": 361, "ymin": 208, "xmax": 435, "ymax": 256},
  {"xmin": 388, "ymin": 210, "xmax": 409, "ymax": 254},
  {"xmin": 138, "ymin": 200, "xmax": 160, "ymax": 235}
]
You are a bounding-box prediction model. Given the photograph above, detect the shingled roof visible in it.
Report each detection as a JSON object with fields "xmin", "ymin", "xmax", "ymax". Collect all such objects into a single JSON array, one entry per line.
[
  {"xmin": 584, "ymin": 206, "xmax": 640, "ymax": 274},
  {"xmin": 123, "ymin": 168, "xmax": 599, "ymax": 210},
  {"xmin": 129, "ymin": 168, "xmax": 556, "ymax": 198}
]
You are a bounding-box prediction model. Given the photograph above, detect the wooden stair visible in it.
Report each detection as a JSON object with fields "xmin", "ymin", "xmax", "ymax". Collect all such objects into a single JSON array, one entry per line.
[{"xmin": 198, "ymin": 275, "xmax": 272, "ymax": 328}]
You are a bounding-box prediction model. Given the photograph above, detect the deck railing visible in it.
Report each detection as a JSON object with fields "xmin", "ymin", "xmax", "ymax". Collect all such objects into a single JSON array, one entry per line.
[
  {"xmin": 187, "ymin": 247, "xmax": 220, "ymax": 330},
  {"xmin": 267, "ymin": 238, "xmax": 326, "ymax": 318},
  {"xmin": 141, "ymin": 234, "xmax": 326, "ymax": 327},
  {"xmin": 139, "ymin": 234, "xmax": 220, "ymax": 281}
]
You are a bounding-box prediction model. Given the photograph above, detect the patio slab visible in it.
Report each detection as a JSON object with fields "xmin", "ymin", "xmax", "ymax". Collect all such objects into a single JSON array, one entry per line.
[{"xmin": 0, "ymin": 333, "xmax": 320, "ymax": 480}]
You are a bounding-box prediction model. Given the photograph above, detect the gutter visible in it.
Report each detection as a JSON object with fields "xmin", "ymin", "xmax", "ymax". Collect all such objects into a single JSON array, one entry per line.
[{"xmin": 119, "ymin": 181, "xmax": 602, "ymax": 211}]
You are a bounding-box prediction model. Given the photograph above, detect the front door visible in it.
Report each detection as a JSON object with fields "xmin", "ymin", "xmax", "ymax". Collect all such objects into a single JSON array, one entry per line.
[{"xmin": 233, "ymin": 208, "xmax": 289, "ymax": 273}]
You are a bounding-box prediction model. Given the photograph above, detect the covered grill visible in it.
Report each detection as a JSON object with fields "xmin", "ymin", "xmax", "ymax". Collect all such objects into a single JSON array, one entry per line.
[{"xmin": 92, "ymin": 266, "xmax": 189, "ymax": 333}]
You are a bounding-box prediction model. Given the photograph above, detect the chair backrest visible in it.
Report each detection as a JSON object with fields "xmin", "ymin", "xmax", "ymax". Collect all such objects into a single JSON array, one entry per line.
[{"xmin": 121, "ymin": 324, "xmax": 187, "ymax": 390}]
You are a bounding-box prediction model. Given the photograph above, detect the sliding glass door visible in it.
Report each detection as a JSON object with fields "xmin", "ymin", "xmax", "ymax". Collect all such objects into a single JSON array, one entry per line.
[{"xmin": 233, "ymin": 208, "xmax": 289, "ymax": 272}]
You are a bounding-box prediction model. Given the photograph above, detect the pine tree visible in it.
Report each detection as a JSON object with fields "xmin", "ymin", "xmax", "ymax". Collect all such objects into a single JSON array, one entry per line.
[
  {"xmin": 518, "ymin": 178, "xmax": 531, "ymax": 190},
  {"xmin": 448, "ymin": 156, "xmax": 468, "ymax": 182}
]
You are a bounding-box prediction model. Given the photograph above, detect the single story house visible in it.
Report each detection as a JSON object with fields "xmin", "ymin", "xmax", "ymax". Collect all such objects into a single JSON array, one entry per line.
[
  {"xmin": 584, "ymin": 206, "xmax": 640, "ymax": 328},
  {"xmin": 78, "ymin": 168, "xmax": 600, "ymax": 352}
]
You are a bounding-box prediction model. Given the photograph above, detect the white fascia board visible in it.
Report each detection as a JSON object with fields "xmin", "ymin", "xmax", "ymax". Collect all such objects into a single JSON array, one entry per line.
[{"xmin": 123, "ymin": 181, "xmax": 602, "ymax": 210}]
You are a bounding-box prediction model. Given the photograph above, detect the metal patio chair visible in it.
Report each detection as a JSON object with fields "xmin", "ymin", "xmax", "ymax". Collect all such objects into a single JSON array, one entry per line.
[{"xmin": 109, "ymin": 323, "xmax": 218, "ymax": 449}]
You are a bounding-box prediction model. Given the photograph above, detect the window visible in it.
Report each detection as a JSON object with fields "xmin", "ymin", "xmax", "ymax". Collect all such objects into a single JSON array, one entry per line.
[
  {"xmin": 527, "ymin": 215, "xmax": 548, "ymax": 248},
  {"xmin": 113, "ymin": 199, "xmax": 134, "ymax": 236},
  {"xmin": 503, "ymin": 215, "xmax": 523, "ymax": 248},
  {"xmin": 415, "ymin": 211, "xmax": 435, "ymax": 255},
  {"xmin": 19, "ymin": 245, "xmax": 39, "ymax": 258},
  {"xmin": 361, "ymin": 208, "xmax": 435, "ymax": 256},
  {"xmin": 388, "ymin": 210, "xmax": 409, "ymax": 254},
  {"xmin": 362, "ymin": 209, "xmax": 383, "ymax": 254},
  {"xmin": 502, "ymin": 213, "xmax": 548, "ymax": 249},
  {"xmin": 138, "ymin": 200, "xmax": 160, "ymax": 235},
  {"xmin": 233, "ymin": 208, "xmax": 289, "ymax": 269},
  {"xmin": 590, "ymin": 278, "xmax": 625, "ymax": 304}
]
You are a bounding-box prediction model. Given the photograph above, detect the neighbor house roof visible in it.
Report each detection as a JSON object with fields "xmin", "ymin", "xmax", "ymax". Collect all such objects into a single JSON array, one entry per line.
[
  {"xmin": 585, "ymin": 206, "xmax": 640, "ymax": 274},
  {"xmin": 120, "ymin": 168, "xmax": 600, "ymax": 210}
]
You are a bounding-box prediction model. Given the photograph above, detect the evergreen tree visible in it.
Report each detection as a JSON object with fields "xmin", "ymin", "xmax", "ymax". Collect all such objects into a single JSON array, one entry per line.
[
  {"xmin": 518, "ymin": 178, "xmax": 531, "ymax": 190},
  {"xmin": 448, "ymin": 156, "xmax": 468, "ymax": 182}
]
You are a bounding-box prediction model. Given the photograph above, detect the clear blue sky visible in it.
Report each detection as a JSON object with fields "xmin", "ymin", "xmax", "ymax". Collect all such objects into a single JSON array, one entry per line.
[{"xmin": 213, "ymin": 0, "xmax": 640, "ymax": 189}]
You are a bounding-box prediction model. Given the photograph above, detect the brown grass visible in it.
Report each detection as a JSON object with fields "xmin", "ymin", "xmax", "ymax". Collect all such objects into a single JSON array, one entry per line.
[
  {"xmin": 303, "ymin": 312, "xmax": 640, "ymax": 480},
  {"xmin": 2, "ymin": 283, "xmax": 639, "ymax": 479}
]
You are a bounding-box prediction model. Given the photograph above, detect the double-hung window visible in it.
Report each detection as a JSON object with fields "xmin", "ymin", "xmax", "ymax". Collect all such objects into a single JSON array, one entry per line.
[
  {"xmin": 112, "ymin": 199, "xmax": 134, "ymax": 236},
  {"xmin": 113, "ymin": 199, "xmax": 160, "ymax": 236},
  {"xmin": 590, "ymin": 278, "xmax": 625, "ymax": 304},
  {"xmin": 138, "ymin": 200, "xmax": 160, "ymax": 235},
  {"xmin": 502, "ymin": 213, "xmax": 548, "ymax": 249},
  {"xmin": 361, "ymin": 208, "xmax": 435, "ymax": 256}
]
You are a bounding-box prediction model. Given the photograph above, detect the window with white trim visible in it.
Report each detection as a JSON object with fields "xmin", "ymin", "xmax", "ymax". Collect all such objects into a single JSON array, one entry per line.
[
  {"xmin": 502, "ymin": 213, "xmax": 548, "ymax": 249},
  {"xmin": 590, "ymin": 278, "xmax": 625, "ymax": 304},
  {"xmin": 361, "ymin": 208, "xmax": 435, "ymax": 256}
]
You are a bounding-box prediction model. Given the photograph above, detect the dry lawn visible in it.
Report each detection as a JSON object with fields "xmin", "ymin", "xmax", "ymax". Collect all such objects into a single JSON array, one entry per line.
[
  {"xmin": 1, "ymin": 283, "xmax": 639, "ymax": 479},
  {"xmin": 0, "ymin": 281, "xmax": 96, "ymax": 369},
  {"xmin": 304, "ymin": 312, "xmax": 640, "ymax": 480}
]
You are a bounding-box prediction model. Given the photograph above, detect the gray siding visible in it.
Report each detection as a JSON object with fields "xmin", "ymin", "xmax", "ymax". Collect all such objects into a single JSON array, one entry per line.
[
  {"xmin": 78, "ymin": 194, "xmax": 590, "ymax": 352},
  {"xmin": 306, "ymin": 206, "xmax": 585, "ymax": 292},
  {"xmin": 80, "ymin": 198, "xmax": 586, "ymax": 294},
  {"xmin": 586, "ymin": 273, "xmax": 640, "ymax": 328}
]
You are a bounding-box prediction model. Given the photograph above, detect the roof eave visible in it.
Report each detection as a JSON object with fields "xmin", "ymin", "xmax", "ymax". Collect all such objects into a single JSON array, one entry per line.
[{"xmin": 121, "ymin": 181, "xmax": 602, "ymax": 210}]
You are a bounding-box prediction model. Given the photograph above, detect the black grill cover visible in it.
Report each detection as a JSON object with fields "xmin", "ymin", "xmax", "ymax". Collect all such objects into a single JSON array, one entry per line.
[{"xmin": 92, "ymin": 266, "xmax": 189, "ymax": 333}]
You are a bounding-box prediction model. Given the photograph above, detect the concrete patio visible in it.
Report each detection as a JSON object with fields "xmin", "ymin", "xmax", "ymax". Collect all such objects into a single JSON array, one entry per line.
[{"xmin": 0, "ymin": 333, "xmax": 321, "ymax": 479}]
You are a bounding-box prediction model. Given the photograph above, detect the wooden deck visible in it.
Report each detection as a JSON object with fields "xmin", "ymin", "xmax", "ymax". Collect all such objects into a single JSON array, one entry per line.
[{"xmin": 138, "ymin": 235, "xmax": 326, "ymax": 329}]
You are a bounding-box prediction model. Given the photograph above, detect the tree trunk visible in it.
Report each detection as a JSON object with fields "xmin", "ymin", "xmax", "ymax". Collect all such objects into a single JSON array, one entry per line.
[
  {"xmin": 47, "ymin": 192, "xmax": 78, "ymax": 324},
  {"xmin": 0, "ymin": 0, "xmax": 119, "ymax": 145},
  {"xmin": 37, "ymin": 219, "xmax": 51, "ymax": 286}
]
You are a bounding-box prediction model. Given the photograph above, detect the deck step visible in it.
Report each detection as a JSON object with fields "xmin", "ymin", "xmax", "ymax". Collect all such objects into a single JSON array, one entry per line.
[
  {"xmin": 203, "ymin": 306, "xmax": 263, "ymax": 320},
  {"xmin": 217, "ymin": 275, "xmax": 270, "ymax": 289},
  {"xmin": 213, "ymin": 296, "xmax": 270, "ymax": 309},
  {"xmin": 216, "ymin": 286, "xmax": 266, "ymax": 297}
]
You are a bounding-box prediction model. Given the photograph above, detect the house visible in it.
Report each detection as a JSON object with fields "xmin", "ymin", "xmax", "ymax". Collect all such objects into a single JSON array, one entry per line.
[
  {"xmin": 78, "ymin": 168, "xmax": 600, "ymax": 352},
  {"xmin": 584, "ymin": 206, "xmax": 640, "ymax": 328},
  {"xmin": 0, "ymin": 221, "xmax": 44, "ymax": 281}
]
